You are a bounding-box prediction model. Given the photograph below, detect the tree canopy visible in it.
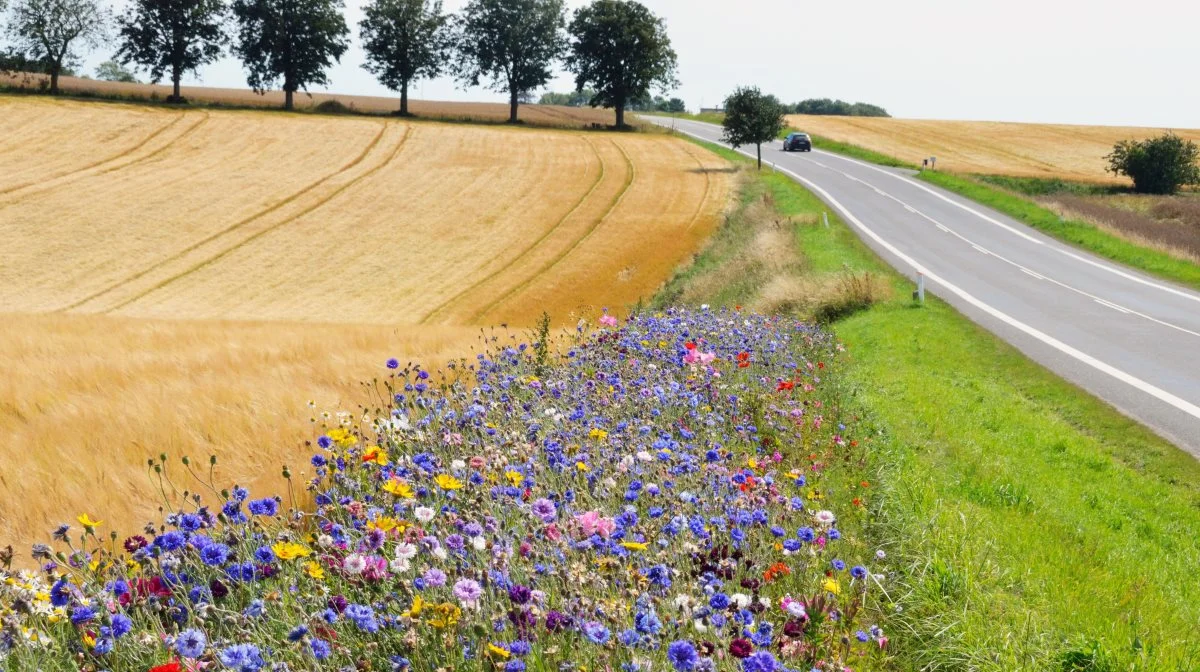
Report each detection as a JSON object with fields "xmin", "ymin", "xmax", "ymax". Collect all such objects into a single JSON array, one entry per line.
[
  {"xmin": 566, "ymin": 0, "xmax": 676, "ymax": 128},
  {"xmin": 94, "ymin": 58, "xmax": 137, "ymax": 81},
  {"xmin": 792, "ymin": 98, "xmax": 889, "ymax": 117},
  {"xmin": 721, "ymin": 86, "xmax": 787, "ymax": 170},
  {"xmin": 453, "ymin": 0, "xmax": 566, "ymax": 123},
  {"xmin": 5, "ymin": 0, "xmax": 107, "ymax": 93},
  {"xmin": 359, "ymin": 0, "xmax": 450, "ymax": 116},
  {"xmin": 230, "ymin": 0, "xmax": 349, "ymax": 110},
  {"xmin": 114, "ymin": 0, "xmax": 226, "ymax": 101},
  {"xmin": 1106, "ymin": 132, "xmax": 1200, "ymax": 195}
]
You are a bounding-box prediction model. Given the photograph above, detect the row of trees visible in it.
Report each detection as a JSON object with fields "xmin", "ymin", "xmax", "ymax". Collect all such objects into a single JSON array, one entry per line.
[
  {"xmin": 540, "ymin": 88, "xmax": 685, "ymax": 113},
  {"xmin": 792, "ymin": 97, "xmax": 889, "ymax": 117},
  {"xmin": 0, "ymin": 0, "xmax": 679, "ymax": 125}
]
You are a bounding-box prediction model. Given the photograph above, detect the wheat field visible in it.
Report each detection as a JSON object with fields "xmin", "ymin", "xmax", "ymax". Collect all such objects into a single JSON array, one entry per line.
[
  {"xmin": 0, "ymin": 95, "xmax": 730, "ymax": 554},
  {"xmin": 1, "ymin": 72, "xmax": 614, "ymax": 127},
  {"xmin": 790, "ymin": 115, "xmax": 1200, "ymax": 183}
]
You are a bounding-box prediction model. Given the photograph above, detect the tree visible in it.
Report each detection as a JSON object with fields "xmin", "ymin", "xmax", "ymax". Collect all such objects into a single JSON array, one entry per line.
[
  {"xmin": 113, "ymin": 0, "xmax": 226, "ymax": 102},
  {"xmin": 95, "ymin": 58, "xmax": 136, "ymax": 81},
  {"xmin": 566, "ymin": 0, "xmax": 676, "ymax": 129},
  {"xmin": 5, "ymin": 0, "xmax": 107, "ymax": 93},
  {"xmin": 359, "ymin": 0, "xmax": 448, "ymax": 116},
  {"xmin": 663, "ymin": 96, "xmax": 685, "ymax": 113},
  {"xmin": 721, "ymin": 86, "xmax": 786, "ymax": 170},
  {"xmin": 453, "ymin": 0, "xmax": 566, "ymax": 124},
  {"xmin": 1106, "ymin": 132, "xmax": 1200, "ymax": 195},
  {"xmin": 230, "ymin": 0, "xmax": 349, "ymax": 110}
]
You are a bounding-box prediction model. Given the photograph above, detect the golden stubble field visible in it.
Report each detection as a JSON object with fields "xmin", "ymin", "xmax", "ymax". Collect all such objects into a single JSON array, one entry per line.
[
  {"xmin": 789, "ymin": 115, "xmax": 1200, "ymax": 183},
  {"xmin": 1, "ymin": 72, "xmax": 614, "ymax": 127},
  {"xmin": 0, "ymin": 95, "xmax": 731, "ymax": 554}
]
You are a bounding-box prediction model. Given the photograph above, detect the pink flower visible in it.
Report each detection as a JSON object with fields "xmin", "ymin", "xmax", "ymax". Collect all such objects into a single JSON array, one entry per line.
[
  {"xmin": 683, "ymin": 351, "xmax": 699, "ymax": 364},
  {"xmin": 575, "ymin": 511, "xmax": 616, "ymax": 538},
  {"xmin": 599, "ymin": 314, "xmax": 618, "ymax": 327},
  {"xmin": 544, "ymin": 523, "xmax": 562, "ymax": 542}
]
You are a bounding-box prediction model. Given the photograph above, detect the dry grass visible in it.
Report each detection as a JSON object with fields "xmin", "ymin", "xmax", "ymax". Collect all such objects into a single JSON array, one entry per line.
[
  {"xmin": 0, "ymin": 95, "xmax": 730, "ymax": 555},
  {"xmin": 1041, "ymin": 195, "xmax": 1200, "ymax": 264},
  {"xmin": 790, "ymin": 115, "xmax": 1200, "ymax": 183},
  {"xmin": 0, "ymin": 73, "xmax": 615, "ymax": 128}
]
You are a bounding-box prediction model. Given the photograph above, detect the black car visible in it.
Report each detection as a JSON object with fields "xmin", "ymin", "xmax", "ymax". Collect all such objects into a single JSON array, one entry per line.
[{"xmin": 782, "ymin": 132, "xmax": 812, "ymax": 152}]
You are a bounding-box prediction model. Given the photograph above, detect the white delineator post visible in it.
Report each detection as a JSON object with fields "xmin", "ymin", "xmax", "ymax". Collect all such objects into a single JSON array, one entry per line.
[{"xmin": 913, "ymin": 272, "xmax": 926, "ymax": 303}]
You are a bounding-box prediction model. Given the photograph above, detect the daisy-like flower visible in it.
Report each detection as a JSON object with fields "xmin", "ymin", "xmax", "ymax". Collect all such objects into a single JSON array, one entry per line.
[
  {"xmin": 343, "ymin": 554, "xmax": 367, "ymax": 575},
  {"xmin": 415, "ymin": 507, "xmax": 435, "ymax": 523}
]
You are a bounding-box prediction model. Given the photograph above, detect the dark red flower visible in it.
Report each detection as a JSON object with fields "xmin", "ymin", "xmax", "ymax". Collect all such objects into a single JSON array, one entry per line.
[{"xmin": 729, "ymin": 638, "xmax": 753, "ymax": 658}]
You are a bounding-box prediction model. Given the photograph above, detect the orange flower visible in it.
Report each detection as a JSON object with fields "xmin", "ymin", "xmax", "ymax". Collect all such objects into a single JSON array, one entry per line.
[{"xmin": 764, "ymin": 562, "xmax": 791, "ymax": 582}]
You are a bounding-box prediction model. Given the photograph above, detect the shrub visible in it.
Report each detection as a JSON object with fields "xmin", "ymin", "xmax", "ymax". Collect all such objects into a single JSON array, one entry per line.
[
  {"xmin": 1105, "ymin": 132, "xmax": 1200, "ymax": 195},
  {"xmin": 811, "ymin": 271, "xmax": 891, "ymax": 323}
]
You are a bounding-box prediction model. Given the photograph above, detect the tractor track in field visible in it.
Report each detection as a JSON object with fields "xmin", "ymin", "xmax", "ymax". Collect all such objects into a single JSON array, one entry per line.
[
  {"xmin": 469, "ymin": 138, "xmax": 636, "ymax": 324},
  {"xmin": 417, "ymin": 135, "xmax": 609, "ymax": 325},
  {"xmin": 0, "ymin": 112, "xmax": 188, "ymax": 199},
  {"xmin": 60, "ymin": 121, "xmax": 395, "ymax": 313},
  {"xmin": 679, "ymin": 143, "xmax": 715, "ymax": 231},
  {"xmin": 99, "ymin": 123, "xmax": 413, "ymax": 314}
]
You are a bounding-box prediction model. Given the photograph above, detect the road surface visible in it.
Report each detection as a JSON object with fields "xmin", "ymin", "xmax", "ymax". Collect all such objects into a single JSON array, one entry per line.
[{"xmin": 647, "ymin": 116, "xmax": 1200, "ymax": 457}]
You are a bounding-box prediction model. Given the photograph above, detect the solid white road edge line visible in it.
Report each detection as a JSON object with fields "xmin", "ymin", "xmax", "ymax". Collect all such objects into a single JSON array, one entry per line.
[
  {"xmin": 812, "ymin": 147, "xmax": 1200, "ymax": 306},
  {"xmin": 663, "ymin": 122, "xmax": 1200, "ymax": 422}
]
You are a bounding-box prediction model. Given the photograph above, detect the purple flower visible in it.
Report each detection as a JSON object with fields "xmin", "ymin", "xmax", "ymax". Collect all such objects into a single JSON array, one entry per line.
[
  {"xmin": 453, "ymin": 578, "xmax": 483, "ymax": 603},
  {"xmin": 423, "ymin": 568, "xmax": 447, "ymax": 587},
  {"xmin": 667, "ymin": 640, "xmax": 699, "ymax": 671},
  {"xmin": 742, "ymin": 651, "xmax": 777, "ymax": 672},
  {"xmin": 508, "ymin": 584, "xmax": 532, "ymax": 604},
  {"xmin": 530, "ymin": 498, "xmax": 557, "ymax": 523}
]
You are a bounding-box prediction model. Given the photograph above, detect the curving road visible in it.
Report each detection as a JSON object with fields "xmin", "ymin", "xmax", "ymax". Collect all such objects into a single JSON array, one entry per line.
[{"xmin": 647, "ymin": 116, "xmax": 1200, "ymax": 457}]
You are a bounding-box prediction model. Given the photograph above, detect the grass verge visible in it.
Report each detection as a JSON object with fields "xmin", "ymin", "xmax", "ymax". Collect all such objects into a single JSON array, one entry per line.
[{"xmin": 666, "ymin": 136, "xmax": 1200, "ymax": 670}]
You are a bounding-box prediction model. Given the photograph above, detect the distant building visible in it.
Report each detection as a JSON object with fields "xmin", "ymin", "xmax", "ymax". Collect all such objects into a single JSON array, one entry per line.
[{"xmin": 700, "ymin": 106, "xmax": 724, "ymax": 115}]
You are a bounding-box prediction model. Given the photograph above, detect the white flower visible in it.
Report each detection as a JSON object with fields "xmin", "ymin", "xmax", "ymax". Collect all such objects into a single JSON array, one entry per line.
[
  {"xmin": 673, "ymin": 595, "xmax": 694, "ymax": 612},
  {"xmin": 813, "ymin": 510, "xmax": 837, "ymax": 526},
  {"xmin": 730, "ymin": 593, "xmax": 752, "ymax": 609},
  {"xmin": 394, "ymin": 542, "xmax": 417, "ymax": 561},
  {"xmin": 636, "ymin": 451, "xmax": 653, "ymax": 462},
  {"xmin": 876, "ymin": 549, "xmax": 887, "ymax": 560},
  {"xmin": 432, "ymin": 546, "xmax": 449, "ymax": 561},
  {"xmin": 343, "ymin": 554, "xmax": 367, "ymax": 574},
  {"xmin": 692, "ymin": 619, "xmax": 707, "ymax": 633},
  {"xmin": 317, "ymin": 534, "xmax": 334, "ymax": 548},
  {"xmin": 451, "ymin": 459, "xmax": 466, "ymax": 471},
  {"xmin": 415, "ymin": 506, "xmax": 435, "ymax": 523},
  {"xmin": 389, "ymin": 558, "xmax": 411, "ymax": 573},
  {"xmin": 786, "ymin": 602, "xmax": 807, "ymax": 618},
  {"xmin": 471, "ymin": 536, "xmax": 487, "ymax": 551}
]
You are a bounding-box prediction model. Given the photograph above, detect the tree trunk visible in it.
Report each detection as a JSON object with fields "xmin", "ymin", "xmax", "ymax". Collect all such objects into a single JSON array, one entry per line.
[
  {"xmin": 285, "ymin": 88, "xmax": 294, "ymax": 111},
  {"xmin": 49, "ymin": 64, "xmax": 60, "ymax": 94},
  {"xmin": 615, "ymin": 103, "xmax": 625, "ymax": 129},
  {"xmin": 172, "ymin": 66, "xmax": 182, "ymax": 102},
  {"xmin": 509, "ymin": 89, "xmax": 519, "ymax": 124},
  {"xmin": 400, "ymin": 80, "xmax": 409, "ymax": 116},
  {"xmin": 757, "ymin": 143, "xmax": 762, "ymax": 170}
]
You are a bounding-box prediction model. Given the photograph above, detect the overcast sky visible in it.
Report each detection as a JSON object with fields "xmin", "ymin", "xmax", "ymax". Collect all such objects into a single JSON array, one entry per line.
[{"xmin": 80, "ymin": 0, "xmax": 1200, "ymax": 128}]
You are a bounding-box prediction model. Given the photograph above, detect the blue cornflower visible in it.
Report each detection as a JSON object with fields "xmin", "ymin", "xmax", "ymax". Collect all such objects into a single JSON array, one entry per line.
[
  {"xmin": 247, "ymin": 498, "xmax": 278, "ymax": 516},
  {"xmin": 831, "ymin": 559, "xmax": 846, "ymax": 571},
  {"xmin": 243, "ymin": 599, "xmax": 265, "ymax": 618},
  {"xmin": 798, "ymin": 527, "xmax": 816, "ymax": 542},
  {"xmin": 93, "ymin": 636, "xmax": 114, "ymax": 655},
  {"xmin": 175, "ymin": 628, "xmax": 207, "ymax": 658},
  {"xmin": 509, "ymin": 640, "xmax": 531, "ymax": 656},
  {"xmin": 155, "ymin": 531, "xmax": 185, "ymax": 551},
  {"xmin": 742, "ymin": 651, "xmax": 777, "ymax": 672},
  {"xmin": 634, "ymin": 608, "xmax": 662, "ymax": 634},
  {"xmin": 288, "ymin": 625, "xmax": 308, "ymax": 642},
  {"xmin": 829, "ymin": 528, "xmax": 841, "ymax": 540},
  {"xmin": 851, "ymin": 565, "xmax": 868, "ymax": 579},
  {"xmin": 199, "ymin": 543, "xmax": 231, "ymax": 566},
  {"xmin": 231, "ymin": 486, "xmax": 249, "ymax": 501},
  {"xmin": 311, "ymin": 454, "xmax": 327, "ymax": 467},
  {"xmin": 49, "ymin": 579, "xmax": 70, "ymax": 607},
  {"xmin": 226, "ymin": 562, "xmax": 255, "ymax": 583},
  {"xmin": 317, "ymin": 435, "xmax": 333, "ymax": 449},
  {"xmin": 386, "ymin": 358, "xmax": 399, "ymax": 369},
  {"xmin": 582, "ymin": 621, "xmax": 610, "ymax": 644},
  {"xmin": 505, "ymin": 661, "xmax": 527, "ymax": 672},
  {"xmin": 310, "ymin": 638, "xmax": 332, "ymax": 659},
  {"xmin": 178, "ymin": 513, "xmax": 203, "ymax": 532},
  {"xmin": 709, "ymin": 593, "xmax": 730, "ymax": 610},
  {"xmin": 254, "ymin": 545, "xmax": 275, "ymax": 563},
  {"xmin": 346, "ymin": 604, "xmax": 379, "ymax": 632},
  {"xmin": 110, "ymin": 613, "xmax": 132, "ymax": 639},
  {"xmin": 70, "ymin": 606, "xmax": 96, "ymax": 625},
  {"xmin": 666, "ymin": 640, "xmax": 699, "ymax": 671},
  {"xmin": 391, "ymin": 657, "xmax": 411, "ymax": 670},
  {"xmin": 856, "ymin": 630, "xmax": 870, "ymax": 642},
  {"xmin": 218, "ymin": 643, "xmax": 265, "ymax": 671}
]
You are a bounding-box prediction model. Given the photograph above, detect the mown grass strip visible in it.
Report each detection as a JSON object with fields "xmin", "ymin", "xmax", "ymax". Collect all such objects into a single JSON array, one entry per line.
[{"xmin": 670, "ymin": 135, "xmax": 1200, "ymax": 670}]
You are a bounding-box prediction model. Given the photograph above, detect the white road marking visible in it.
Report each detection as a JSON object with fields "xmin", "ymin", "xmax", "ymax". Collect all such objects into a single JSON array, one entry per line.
[
  {"xmin": 660, "ymin": 120, "xmax": 1200, "ymax": 422},
  {"xmin": 812, "ymin": 147, "xmax": 1200, "ymax": 306},
  {"xmin": 972, "ymin": 244, "xmax": 989, "ymax": 255},
  {"xmin": 1022, "ymin": 268, "xmax": 1045, "ymax": 280},
  {"xmin": 1095, "ymin": 299, "xmax": 1131, "ymax": 314}
]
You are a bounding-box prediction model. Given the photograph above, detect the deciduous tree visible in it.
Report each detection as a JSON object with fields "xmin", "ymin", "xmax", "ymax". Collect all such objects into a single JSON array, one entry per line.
[
  {"xmin": 1106, "ymin": 132, "xmax": 1200, "ymax": 195},
  {"xmin": 566, "ymin": 0, "xmax": 676, "ymax": 128},
  {"xmin": 721, "ymin": 86, "xmax": 786, "ymax": 170},
  {"xmin": 359, "ymin": 0, "xmax": 449, "ymax": 116},
  {"xmin": 453, "ymin": 0, "xmax": 565, "ymax": 124},
  {"xmin": 5, "ymin": 0, "xmax": 107, "ymax": 93},
  {"xmin": 230, "ymin": 0, "xmax": 348, "ymax": 110},
  {"xmin": 114, "ymin": 0, "xmax": 226, "ymax": 102},
  {"xmin": 94, "ymin": 58, "xmax": 136, "ymax": 81}
]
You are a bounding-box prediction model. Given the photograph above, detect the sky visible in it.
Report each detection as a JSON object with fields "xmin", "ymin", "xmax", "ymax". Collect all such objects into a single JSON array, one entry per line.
[{"xmin": 76, "ymin": 0, "xmax": 1200, "ymax": 128}]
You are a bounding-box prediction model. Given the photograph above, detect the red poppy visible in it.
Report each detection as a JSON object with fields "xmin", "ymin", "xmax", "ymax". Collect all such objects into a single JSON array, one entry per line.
[
  {"xmin": 776, "ymin": 380, "xmax": 795, "ymax": 392},
  {"xmin": 149, "ymin": 661, "xmax": 182, "ymax": 672},
  {"xmin": 684, "ymin": 342, "xmax": 697, "ymax": 350},
  {"xmin": 736, "ymin": 352, "xmax": 750, "ymax": 368}
]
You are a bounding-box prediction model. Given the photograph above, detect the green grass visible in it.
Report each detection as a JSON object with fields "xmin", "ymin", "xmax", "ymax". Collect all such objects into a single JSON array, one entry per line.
[
  {"xmin": 668, "ymin": 137, "xmax": 1200, "ymax": 670},
  {"xmin": 973, "ymin": 174, "xmax": 1125, "ymax": 197}
]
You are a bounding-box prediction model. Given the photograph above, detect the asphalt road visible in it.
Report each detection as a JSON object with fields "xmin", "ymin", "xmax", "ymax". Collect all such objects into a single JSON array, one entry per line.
[{"xmin": 647, "ymin": 116, "xmax": 1200, "ymax": 457}]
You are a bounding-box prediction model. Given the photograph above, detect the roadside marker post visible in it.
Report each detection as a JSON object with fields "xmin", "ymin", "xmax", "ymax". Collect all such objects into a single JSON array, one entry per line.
[
  {"xmin": 822, "ymin": 212, "xmax": 829, "ymax": 228},
  {"xmin": 912, "ymin": 272, "xmax": 926, "ymax": 303}
]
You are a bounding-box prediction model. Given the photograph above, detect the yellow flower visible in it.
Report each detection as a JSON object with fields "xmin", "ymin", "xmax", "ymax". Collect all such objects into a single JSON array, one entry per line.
[
  {"xmin": 429, "ymin": 602, "xmax": 461, "ymax": 629},
  {"xmin": 588, "ymin": 428, "xmax": 608, "ymax": 441},
  {"xmin": 271, "ymin": 542, "xmax": 312, "ymax": 561},
  {"xmin": 327, "ymin": 428, "xmax": 358, "ymax": 448},
  {"xmin": 505, "ymin": 470, "xmax": 524, "ymax": 487},
  {"xmin": 747, "ymin": 458, "xmax": 759, "ymax": 471},
  {"xmin": 487, "ymin": 643, "xmax": 511, "ymax": 659},
  {"xmin": 77, "ymin": 514, "xmax": 102, "ymax": 528},
  {"xmin": 363, "ymin": 446, "xmax": 389, "ymax": 466},
  {"xmin": 823, "ymin": 578, "xmax": 841, "ymax": 595},
  {"xmin": 382, "ymin": 479, "xmax": 415, "ymax": 499},
  {"xmin": 304, "ymin": 562, "xmax": 325, "ymax": 580},
  {"xmin": 575, "ymin": 461, "xmax": 590, "ymax": 472},
  {"xmin": 435, "ymin": 474, "xmax": 463, "ymax": 490},
  {"xmin": 620, "ymin": 541, "xmax": 649, "ymax": 551},
  {"xmin": 368, "ymin": 516, "xmax": 407, "ymax": 534},
  {"xmin": 406, "ymin": 595, "xmax": 425, "ymax": 618}
]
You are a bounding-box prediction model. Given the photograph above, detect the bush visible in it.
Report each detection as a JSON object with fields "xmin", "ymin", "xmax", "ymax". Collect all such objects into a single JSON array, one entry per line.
[
  {"xmin": 1105, "ymin": 132, "xmax": 1200, "ymax": 195},
  {"xmin": 811, "ymin": 271, "xmax": 891, "ymax": 323}
]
